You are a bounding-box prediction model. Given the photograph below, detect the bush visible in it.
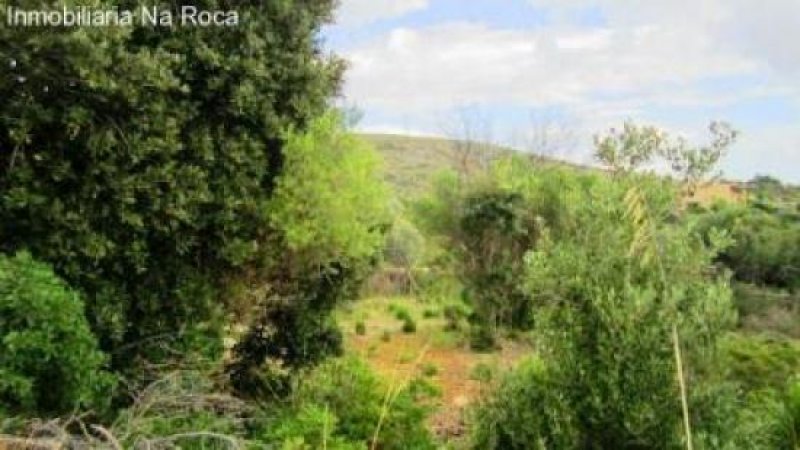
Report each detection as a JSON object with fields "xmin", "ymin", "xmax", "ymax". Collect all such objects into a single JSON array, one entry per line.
[
  {"xmin": 696, "ymin": 203, "xmax": 800, "ymax": 290},
  {"xmin": 421, "ymin": 363, "xmax": 439, "ymax": 377},
  {"xmin": 393, "ymin": 306, "xmax": 413, "ymax": 322},
  {"xmin": 472, "ymin": 358, "xmax": 579, "ymax": 449},
  {"xmin": 721, "ymin": 333, "xmax": 800, "ymax": 392},
  {"xmin": 416, "ymin": 160, "xmax": 612, "ymax": 345},
  {"xmin": 469, "ymin": 363, "xmax": 495, "ymax": 384},
  {"xmin": 469, "ymin": 325, "xmax": 498, "ymax": 352},
  {"xmin": 443, "ymin": 304, "xmax": 470, "ymax": 331},
  {"xmin": 401, "ymin": 318, "xmax": 417, "ymax": 334},
  {"xmin": 732, "ymin": 284, "xmax": 799, "ymax": 337},
  {"xmin": 693, "ymin": 381, "xmax": 800, "ymax": 450},
  {"xmin": 0, "ymin": 252, "xmax": 115, "ymax": 416},
  {"xmin": 229, "ymin": 114, "xmax": 390, "ymax": 397},
  {"xmin": 258, "ymin": 404, "xmax": 364, "ymax": 450},
  {"xmin": 473, "ymin": 164, "xmax": 738, "ymax": 448},
  {"xmin": 422, "ymin": 308, "xmax": 439, "ymax": 319},
  {"xmin": 0, "ymin": 2, "xmax": 345, "ymax": 368},
  {"xmin": 355, "ymin": 321, "xmax": 367, "ymax": 336},
  {"xmin": 257, "ymin": 357, "xmax": 436, "ymax": 450}
]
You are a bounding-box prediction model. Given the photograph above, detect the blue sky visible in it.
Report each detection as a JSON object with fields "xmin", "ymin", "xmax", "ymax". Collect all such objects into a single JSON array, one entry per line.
[{"xmin": 324, "ymin": 0, "xmax": 800, "ymax": 183}]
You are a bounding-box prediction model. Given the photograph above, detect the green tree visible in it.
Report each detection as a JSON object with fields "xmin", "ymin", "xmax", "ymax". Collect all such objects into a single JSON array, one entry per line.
[
  {"xmin": 594, "ymin": 121, "xmax": 738, "ymax": 195},
  {"xmin": 0, "ymin": 252, "xmax": 115, "ymax": 417},
  {"xmin": 228, "ymin": 114, "xmax": 391, "ymax": 397},
  {"xmin": 0, "ymin": 1, "xmax": 343, "ymax": 367},
  {"xmin": 474, "ymin": 171, "xmax": 738, "ymax": 449},
  {"xmin": 415, "ymin": 162, "xmax": 543, "ymax": 349}
]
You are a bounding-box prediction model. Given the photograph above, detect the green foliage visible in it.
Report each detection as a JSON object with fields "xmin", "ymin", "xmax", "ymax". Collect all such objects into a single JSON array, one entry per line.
[
  {"xmin": 459, "ymin": 189, "xmax": 538, "ymax": 343},
  {"xmin": 384, "ymin": 217, "xmax": 426, "ymax": 269},
  {"xmin": 692, "ymin": 379, "xmax": 800, "ymax": 450},
  {"xmin": 257, "ymin": 357, "xmax": 436, "ymax": 450},
  {"xmin": 0, "ymin": 1, "xmax": 343, "ymax": 367},
  {"xmin": 442, "ymin": 303, "xmax": 470, "ymax": 331},
  {"xmin": 731, "ymin": 284, "xmax": 799, "ymax": 337},
  {"xmin": 416, "ymin": 160, "xmax": 558, "ymax": 345},
  {"xmin": 696, "ymin": 203, "xmax": 800, "ymax": 290},
  {"xmin": 421, "ymin": 363, "xmax": 439, "ymax": 377},
  {"xmin": 228, "ymin": 263, "xmax": 352, "ymax": 397},
  {"xmin": 269, "ymin": 113, "xmax": 391, "ymax": 266},
  {"xmin": 787, "ymin": 378, "xmax": 800, "ymax": 447},
  {"xmin": 472, "ymin": 357, "xmax": 579, "ymax": 449},
  {"xmin": 391, "ymin": 304, "xmax": 413, "ymax": 322},
  {"xmin": 401, "ymin": 317, "xmax": 417, "ymax": 334},
  {"xmin": 259, "ymin": 404, "xmax": 365, "ymax": 450},
  {"xmin": 355, "ymin": 321, "xmax": 367, "ymax": 336},
  {"xmin": 470, "ymin": 157, "xmax": 739, "ymax": 447},
  {"xmin": 469, "ymin": 362, "xmax": 495, "ymax": 384},
  {"xmin": 0, "ymin": 252, "xmax": 115, "ymax": 416},
  {"xmin": 594, "ymin": 122, "xmax": 667, "ymax": 173},
  {"xmin": 229, "ymin": 114, "xmax": 390, "ymax": 397},
  {"xmin": 422, "ymin": 308, "xmax": 439, "ymax": 319},
  {"xmin": 721, "ymin": 333, "xmax": 800, "ymax": 392},
  {"xmin": 522, "ymin": 177, "xmax": 734, "ymax": 448}
]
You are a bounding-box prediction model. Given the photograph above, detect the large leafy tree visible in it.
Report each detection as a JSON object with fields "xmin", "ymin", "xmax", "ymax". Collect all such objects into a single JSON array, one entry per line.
[
  {"xmin": 229, "ymin": 113, "xmax": 391, "ymax": 397},
  {"xmin": 0, "ymin": 1, "xmax": 343, "ymax": 367}
]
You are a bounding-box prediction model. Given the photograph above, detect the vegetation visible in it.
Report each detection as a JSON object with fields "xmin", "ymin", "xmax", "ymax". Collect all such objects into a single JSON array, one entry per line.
[
  {"xmin": 0, "ymin": 1, "xmax": 798, "ymax": 448},
  {"xmin": 0, "ymin": 252, "xmax": 115, "ymax": 417},
  {"xmin": 465, "ymin": 159, "xmax": 735, "ymax": 448},
  {"xmin": 228, "ymin": 112, "xmax": 390, "ymax": 397},
  {"xmin": 0, "ymin": 1, "xmax": 344, "ymax": 370}
]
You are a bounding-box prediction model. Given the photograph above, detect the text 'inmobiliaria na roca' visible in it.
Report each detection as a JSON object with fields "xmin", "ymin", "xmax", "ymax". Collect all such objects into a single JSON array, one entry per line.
[{"xmin": 5, "ymin": 5, "xmax": 239, "ymax": 27}]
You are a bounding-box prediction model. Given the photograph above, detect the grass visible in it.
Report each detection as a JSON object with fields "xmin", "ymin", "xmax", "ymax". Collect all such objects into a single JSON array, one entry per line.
[
  {"xmin": 338, "ymin": 295, "xmax": 532, "ymax": 439},
  {"xmin": 734, "ymin": 283, "xmax": 800, "ymax": 338},
  {"xmin": 362, "ymin": 134, "xmax": 518, "ymax": 199}
]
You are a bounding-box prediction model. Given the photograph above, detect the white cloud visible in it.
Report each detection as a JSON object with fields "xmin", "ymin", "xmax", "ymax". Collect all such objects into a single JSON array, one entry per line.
[
  {"xmin": 333, "ymin": 0, "xmax": 800, "ymax": 181},
  {"xmin": 335, "ymin": 0, "xmax": 429, "ymax": 27},
  {"xmin": 724, "ymin": 125, "xmax": 800, "ymax": 183},
  {"xmin": 342, "ymin": 21, "xmax": 757, "ymax": 113}
]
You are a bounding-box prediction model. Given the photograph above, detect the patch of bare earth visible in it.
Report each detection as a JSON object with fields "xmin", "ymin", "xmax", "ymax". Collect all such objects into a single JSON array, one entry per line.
[{"xmin": 345, "ymin": 322, "xmax": 529, "ymax": 441}]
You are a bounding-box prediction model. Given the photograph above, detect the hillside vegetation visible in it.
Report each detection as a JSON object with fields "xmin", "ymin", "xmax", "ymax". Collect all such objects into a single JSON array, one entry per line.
[
  {"xmin": 364, "ymin": 133, "xmax": 748, "ymax": 206},
  {"xmin": 1, "ymin": 2, "xmax": 798, "ymax": 449}
]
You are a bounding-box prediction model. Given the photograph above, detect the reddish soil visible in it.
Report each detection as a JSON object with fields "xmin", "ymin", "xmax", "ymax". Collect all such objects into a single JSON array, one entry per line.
[{"xmin": 347, "ymin": 330, "xmax": 528, "ymax": 440}]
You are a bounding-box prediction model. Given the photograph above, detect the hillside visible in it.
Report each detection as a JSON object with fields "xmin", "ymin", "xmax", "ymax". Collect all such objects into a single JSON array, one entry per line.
[
  {"xmin": 361, "ymin": 134, "xmax": 500, "ymax": 197},
  {"xmin": 364, "ymin": 133, "xmax": 748, "ymax": 205}
]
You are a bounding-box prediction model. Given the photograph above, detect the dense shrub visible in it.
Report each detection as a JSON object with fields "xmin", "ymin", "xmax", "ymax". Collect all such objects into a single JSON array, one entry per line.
[
  {"xmin": 731, "ymin": 283, "xmax": 799, "ymax": 337},
  {"xmin": 0, "ymin": 252, "xmax": 115, "ymax": 416},
  {"xmin": 721, "ymin": 333, "xmax": 800, "ymax": 392},
  {"xmin": 229, "ymin": 114, "xmax": 390, "ymax": 397},
  {"xmin": 384, "ymin": 217, "xmax": 426, "ymax": 270},
  {"xmin": 697, "ymin": 203, "xmax": 800, "ymax": 290},
  {"xmin": 401, "ymin": 317, "xmax": 418, "ymax": 334},
  {"xmin": 473, "ymin": 163, "xmax": 738, "ymax": 448},
  {"xmin": 459, "ymin": 190, "xmax": 539, "ymax": 346},
  {"xmin": 256, "ymin": 357, "xmax": 436, "ymax": 450},
  {"xmin": 416, "ymin": 159, "xmax": 571, "ymax": 346},
  {"xmin": 0, "ymin": 1, "xmax": 343, "ymax": 367},
  {"xmin": 472, "ymin": 357, "xmax": 579, "ymax": 449}
]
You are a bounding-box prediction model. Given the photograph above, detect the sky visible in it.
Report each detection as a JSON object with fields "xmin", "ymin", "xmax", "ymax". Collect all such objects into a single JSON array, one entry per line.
[{"xmin": 323, "ymin": 0, "xmax": 800, "ymax": 183}]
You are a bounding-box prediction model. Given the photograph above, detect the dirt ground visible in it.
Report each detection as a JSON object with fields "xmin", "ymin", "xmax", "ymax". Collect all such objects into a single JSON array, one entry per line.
[{"xmin": 339, "ymin": 297, "xmax": 530, "ymax": 440}]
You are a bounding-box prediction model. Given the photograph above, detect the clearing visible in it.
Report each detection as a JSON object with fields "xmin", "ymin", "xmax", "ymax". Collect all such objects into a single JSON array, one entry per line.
[{"xmin": 337, "ymin": 296, "xmax": 531, "ymax": 440}]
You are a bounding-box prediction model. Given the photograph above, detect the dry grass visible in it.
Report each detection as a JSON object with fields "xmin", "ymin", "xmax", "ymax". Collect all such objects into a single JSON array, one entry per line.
[{"xmin": 689, "ymin": 182, "xmax": 748, "ymax": 206}]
